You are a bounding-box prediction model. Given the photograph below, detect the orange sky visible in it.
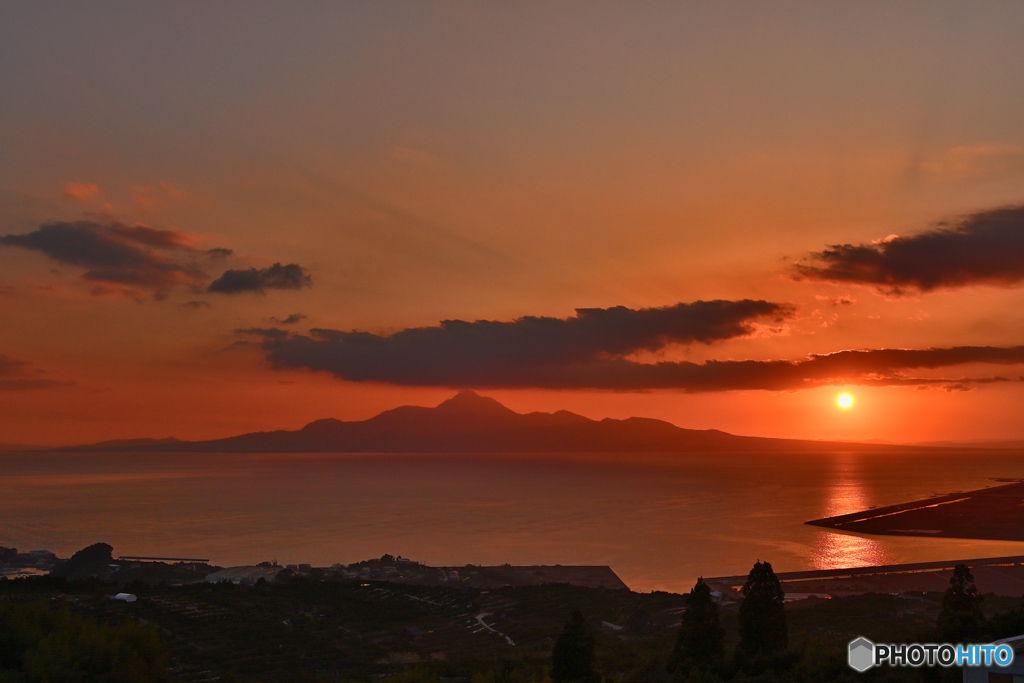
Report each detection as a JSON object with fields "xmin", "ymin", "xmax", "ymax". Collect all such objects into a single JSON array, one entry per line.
[{"xmin": 2, "ymin": 3, "xmax": 1024, "ymax": 445}]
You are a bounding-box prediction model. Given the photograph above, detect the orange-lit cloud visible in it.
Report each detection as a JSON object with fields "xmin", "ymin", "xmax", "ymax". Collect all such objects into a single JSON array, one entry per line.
[
  {"xmin": 61, "ymin": 182, "xmax": 100, "ymax": 202},
  {"xmin": 921, "ymin": 144, "xmax": 1024, "ymax": 179},
  {"xmin": 131, "ymin": 181, "xmax": 185, "ymax": 214}
]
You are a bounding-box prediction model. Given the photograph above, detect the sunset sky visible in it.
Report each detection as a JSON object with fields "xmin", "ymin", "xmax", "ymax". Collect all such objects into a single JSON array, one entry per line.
[{"xmin": 3, "ymin": 3, "xmax": 1024, "ymax": 446}]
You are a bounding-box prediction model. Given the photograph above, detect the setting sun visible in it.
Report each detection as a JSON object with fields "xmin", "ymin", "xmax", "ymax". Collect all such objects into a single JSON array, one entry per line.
[{"xmin": 837, "ymin": 394, "xmax": 853, "ymax": 408}]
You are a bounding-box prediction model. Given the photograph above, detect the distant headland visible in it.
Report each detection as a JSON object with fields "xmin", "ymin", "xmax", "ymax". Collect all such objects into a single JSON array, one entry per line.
[
  {"xmin": 61, "ymin": 390, "xmax": 937, "ymax": 454},
  {"xmin": 806, "ymin": 480, "xmax": 1024, "ymax": 541}
]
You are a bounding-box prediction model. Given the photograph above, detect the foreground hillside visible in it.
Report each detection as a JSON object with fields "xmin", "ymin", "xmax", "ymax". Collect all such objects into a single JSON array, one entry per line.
[{"xmin": 5, "ymin": 568, "xmax": 1019, "ymax": 683}]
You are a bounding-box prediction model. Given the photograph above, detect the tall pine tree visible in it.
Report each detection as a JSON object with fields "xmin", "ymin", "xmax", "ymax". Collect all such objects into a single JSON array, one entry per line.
[
  {"xmin": 736, "ymin": 560, "xmax": 787, "ymax": 661},
  {"xmin": 668, "ymin": 577, "xmax": 724, "ymax": 676},
  {"xmin": 551, "ymin": 609, "xmax": 600, "ymax": 683},
  {"xmin": 938, "ymin": 563, "xmax": 985, "ymax": 642}
]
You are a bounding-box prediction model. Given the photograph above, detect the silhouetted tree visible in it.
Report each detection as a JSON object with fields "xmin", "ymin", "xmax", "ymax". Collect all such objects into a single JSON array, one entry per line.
[
  {"xmin": 49, "ymin": 542, "xmax": 114, "ymax": 580},
  {"xmin": 736, "ymin": 560, "xmax": 787, "ymax": 661},
  {"xmin": 551, "ymin": 609, "xmax": 599, "ymax": 683},
  {"xmin": 938, "ymin": 563, "xmax": 984, "ymax": 642},
  {"xmin": 668, "ymin": 577, "xmax": 724, "ymax": 676}
]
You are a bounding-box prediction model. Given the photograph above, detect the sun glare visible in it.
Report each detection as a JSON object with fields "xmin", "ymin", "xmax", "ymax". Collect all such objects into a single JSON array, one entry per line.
[{"xmin": 837, "ymin": 394, "xmax": 853, "ymax": 408}]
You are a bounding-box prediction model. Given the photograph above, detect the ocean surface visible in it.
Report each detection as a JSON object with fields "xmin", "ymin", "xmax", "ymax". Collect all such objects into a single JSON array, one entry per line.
[{"xmin": 2, "ymin": 449, "xmax": 1024, "ymax": 593}]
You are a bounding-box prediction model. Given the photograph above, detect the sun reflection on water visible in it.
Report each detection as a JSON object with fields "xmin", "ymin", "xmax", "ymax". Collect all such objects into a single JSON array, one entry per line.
[
  {"xmin": 812, "ymin": 455, "xmax": 890, "ymax": 570},
  {"xmin": 813, "ymin": 529, "xmax": 888, "ymax": 569}
]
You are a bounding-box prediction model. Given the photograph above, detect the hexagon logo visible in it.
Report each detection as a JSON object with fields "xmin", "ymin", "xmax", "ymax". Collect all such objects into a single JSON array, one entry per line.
[{"xmin": 848, "ymin": 637, "xmax": 875, "ymax": 672}]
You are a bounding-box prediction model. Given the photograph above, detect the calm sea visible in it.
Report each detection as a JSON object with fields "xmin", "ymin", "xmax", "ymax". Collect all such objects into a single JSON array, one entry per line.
[{"xmin": 2, "ymin": 449, "xmax": 1023, "ymax": 593}]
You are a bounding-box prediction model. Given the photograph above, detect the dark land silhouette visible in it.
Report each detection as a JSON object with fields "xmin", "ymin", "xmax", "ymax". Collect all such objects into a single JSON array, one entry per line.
[
  {"xmin": 704, "ymin": 554, "xmax": 1024, "ymax": 598},
  {"xmin": 806, "ymin": 480, "xmax": 1024, "ymax": 541},
  {"xmin": 65, "ymin": 390, "xmax": 937, "ymax": 453},
  {"xmin": 9, "ymin": 549, "xmax": 1024, "ymax": 682}
]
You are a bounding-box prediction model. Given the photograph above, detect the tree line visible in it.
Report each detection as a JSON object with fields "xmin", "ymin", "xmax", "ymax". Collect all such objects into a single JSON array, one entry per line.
[
  {"xmin": 551, "ymin": 560, "xmax": 1024, "ymax": 683},
  {"xmin": 0, "ymin": 601, "xmax": 167, "ymax": 682}
]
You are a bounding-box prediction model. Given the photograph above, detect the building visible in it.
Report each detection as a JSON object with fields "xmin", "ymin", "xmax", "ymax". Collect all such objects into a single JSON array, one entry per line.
[
  {"xmin": 963, "ymin": 634, "xmax": 1024, "ymax": 683},
  {"xmin": 202, "ymin": 565, "xmax": 284, "ymax": 586}
]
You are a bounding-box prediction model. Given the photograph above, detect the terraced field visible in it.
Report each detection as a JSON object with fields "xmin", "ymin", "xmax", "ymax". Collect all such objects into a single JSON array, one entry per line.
[{"xmin": 1, "ymin": 576, "xmax": 687, "ymax": 681}]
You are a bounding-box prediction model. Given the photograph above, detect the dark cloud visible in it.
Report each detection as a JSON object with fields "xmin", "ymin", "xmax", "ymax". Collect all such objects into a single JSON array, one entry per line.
[
  {"xmin": 180, "ymin": 300, "xmax": 210, "ymax": 310},
  {"xmin": 0, "ymin": 353, "xmax": 75, "ymax": 391},
  {"xmin": 0, "ymin": 220, "xmax": 208, "ymax": 296},
  {"xmin": 0, "ymin": 354, "xmax": 29, "ymax": 376},
  {"xmin": 240, "ymin": 300, "xmax": 803, "ymax": 387},
  {"xmin": 272, "ymin": 313, "xmax": 307, "ymax": 325},
  {"xmin": 208, "ymin": 263, "xmax": 313, "ymax": 294},
  {"xmin": 242, "ymin": 308, "xmax": 1024, "ymax": 392},
  {"xmin": 1, "ymin": 221, "xmax": 306, "ymax": 300},
  {"xmin": 815, "ymin": 295, "xmax": 855, "ymax": 307},
  {"xmin": 794, "ymin": 205, "xmax": 1024, "ymax": 294},
  {"xmin": 237, "ymin": 327, "xmax": 291, "ymax": 340},
  {"xmin": 0, "ymin": 378, "xmax": 75, "ymax": 390}
]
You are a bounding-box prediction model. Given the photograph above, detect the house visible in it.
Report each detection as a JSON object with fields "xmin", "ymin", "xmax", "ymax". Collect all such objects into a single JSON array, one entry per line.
[{"xmin": 963, "ymin": 634, "xmax": 1024, "ymax": 683}]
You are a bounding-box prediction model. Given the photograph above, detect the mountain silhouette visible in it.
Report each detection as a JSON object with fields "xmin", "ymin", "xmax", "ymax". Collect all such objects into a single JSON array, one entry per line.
[{"xmin": 68, "ymin": 391, "xmax": 922, "ymax": 453}]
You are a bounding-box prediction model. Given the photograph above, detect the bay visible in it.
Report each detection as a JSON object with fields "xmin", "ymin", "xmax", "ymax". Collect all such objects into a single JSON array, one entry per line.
[{"xmin": 2, "ymin": 449, "xmax": 1023, "ymax": 593}]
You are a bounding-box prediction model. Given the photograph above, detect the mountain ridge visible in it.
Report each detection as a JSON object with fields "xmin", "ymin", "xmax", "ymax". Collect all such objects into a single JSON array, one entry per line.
[{"xmin": 62, "ymin": 390, "xmax": 941, "ymax": 454}]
